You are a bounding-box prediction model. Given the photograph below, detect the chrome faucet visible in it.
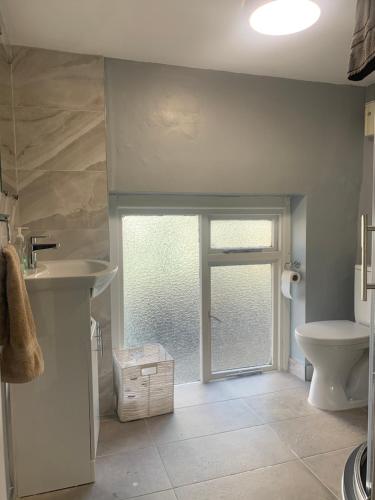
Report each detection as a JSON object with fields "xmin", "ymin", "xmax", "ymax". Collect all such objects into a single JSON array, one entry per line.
[{"xmin": 27, "ymin": 235, "xmax": 59, "ymax": 270}]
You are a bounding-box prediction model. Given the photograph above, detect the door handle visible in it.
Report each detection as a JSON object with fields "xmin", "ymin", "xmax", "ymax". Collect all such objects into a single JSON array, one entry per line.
[
  {"xmin": 209, "ymin": 314, "xmax": 222, "ymax": 323},
  {"xmin": 361, "ymin": 213, "xmax": 375, "ymax": 301}
]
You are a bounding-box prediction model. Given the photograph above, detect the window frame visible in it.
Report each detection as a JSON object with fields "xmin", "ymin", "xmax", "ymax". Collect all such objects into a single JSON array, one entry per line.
[{"xmin": 109, "ymin": 195, "xmax": 291, "ymax": 383}]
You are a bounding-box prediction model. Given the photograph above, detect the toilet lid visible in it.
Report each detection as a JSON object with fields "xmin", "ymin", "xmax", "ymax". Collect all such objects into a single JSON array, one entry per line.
[{"xmin": 295, "ymin": 320, "xmax": 369, "ymax": 346}]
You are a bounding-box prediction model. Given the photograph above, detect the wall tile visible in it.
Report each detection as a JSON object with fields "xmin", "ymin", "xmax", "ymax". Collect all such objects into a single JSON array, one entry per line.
[
  {"xmin": 1, "ymin": 169, "xmax": 17, "ymax": 196},
  {"xmin": 36, "ymin": 228, "xmax": 109, "ymax": 261},
  {"xmin": 12, "ymin": 47, "xmax": 104, "ymax": 111},
  {"xmin": 18, "ymin": 170, "xmax": 108, "ymax": 230},
  {"xmin": 0, "ymin": 192, "xmax": 18, "ymax": 243},
  {"xmin": 12, "ymin": 47, "xmax": 113, "ymax": 416},
  {"xmin": 0, "ymin": 46, "xmax": 12, "ymax": 106},
  {"xmin": 15, "ymin": 107, "xmax": 106, "ymax": 172},
  {"xmin": 0, "ymin": 105, "xmax": 15, "ymax": 172},
  {"xmin": 0, "ymin": 51, "xmax": 17, "ymax": 214}
]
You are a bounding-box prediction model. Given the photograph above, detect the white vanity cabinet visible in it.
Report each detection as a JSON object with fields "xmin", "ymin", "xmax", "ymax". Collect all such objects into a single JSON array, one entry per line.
[{"xmin": 9, "ymin": 260, "xmax": 116, "ymax": 498}]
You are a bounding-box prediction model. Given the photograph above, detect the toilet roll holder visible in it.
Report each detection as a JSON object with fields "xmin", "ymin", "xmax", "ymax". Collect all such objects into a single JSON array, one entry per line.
[{"xmin": 284, "ymin": 260, "xmax": 301, "ymax": 271}]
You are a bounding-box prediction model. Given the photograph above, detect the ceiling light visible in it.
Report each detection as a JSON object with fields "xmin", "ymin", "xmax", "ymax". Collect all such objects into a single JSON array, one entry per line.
[{"xmin": 249, "ymin": 0, "xmax": 321, "ymax": 36}]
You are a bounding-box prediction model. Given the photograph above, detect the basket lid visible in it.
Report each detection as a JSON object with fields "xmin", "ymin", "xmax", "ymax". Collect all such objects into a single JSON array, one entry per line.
[{"xmin": 114, "ymin": 343, "xmax": 173, "ymax": 368}]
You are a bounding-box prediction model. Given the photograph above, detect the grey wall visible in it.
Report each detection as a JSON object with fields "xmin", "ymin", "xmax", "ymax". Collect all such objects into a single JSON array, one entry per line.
[
  {"xmin": 357, "ymin": 84, "xmax": 375, "ymax": 264},
  {"xmin": 106, "ymin": 58, "xmax": 365, "ymax": 362},
  {"xmin": 290, "ymin": 196, "xmax": 307, "ymax": 363}
]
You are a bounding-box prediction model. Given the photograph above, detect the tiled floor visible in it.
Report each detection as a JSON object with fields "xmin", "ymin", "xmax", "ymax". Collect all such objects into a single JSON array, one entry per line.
[{"xmin": 29, "ymin": 371, "xmax": 368, "ymax": 500}]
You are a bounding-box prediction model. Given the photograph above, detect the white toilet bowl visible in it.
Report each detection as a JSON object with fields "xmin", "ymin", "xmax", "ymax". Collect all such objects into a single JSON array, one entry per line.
[
  {"xmin": 295, "ymin": 320, "xmax": 369, "ymax": 411},
  {"xmin": 295, "ymin": 266, "xmax": 370, "ymax": 411}
]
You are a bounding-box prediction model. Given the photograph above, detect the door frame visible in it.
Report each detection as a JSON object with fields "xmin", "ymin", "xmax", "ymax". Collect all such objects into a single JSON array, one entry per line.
[{"xmin": 109, "ymin": 194, "xmax": 291, "ymax": 381}]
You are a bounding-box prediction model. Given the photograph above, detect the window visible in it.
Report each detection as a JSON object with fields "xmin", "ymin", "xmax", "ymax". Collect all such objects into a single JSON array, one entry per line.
[
  {"xmin": 122, "ymin": 215, "xmax": 200, "ymax": 384},
  {"xmin": 210, "ymin": 218, "xmax": 274, "ymax": 250},
  {"xmin": 110, "ymin": 196, "xmax": 290, "ymax": 384}
]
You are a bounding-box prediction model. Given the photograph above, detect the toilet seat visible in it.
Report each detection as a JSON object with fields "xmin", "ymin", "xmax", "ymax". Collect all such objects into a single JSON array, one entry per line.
[{"xmin": 295, "ymin": 320, "xmax": 369, "ymax": 346}]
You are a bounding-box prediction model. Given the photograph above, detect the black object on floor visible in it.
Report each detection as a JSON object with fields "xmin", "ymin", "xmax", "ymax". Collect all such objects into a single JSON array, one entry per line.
[{"xmin": 342, "ymin": 443, "xmax": 368, "ymax": 500}]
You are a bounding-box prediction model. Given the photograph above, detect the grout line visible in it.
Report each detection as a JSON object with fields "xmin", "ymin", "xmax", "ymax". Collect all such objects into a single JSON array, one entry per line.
[
  {"xmin": 12, "ymin": 104, "xmax": 104, "ymax": 114},
  {"xmin": 300, "ymin": 442, "xmax": 365, "ymax": 460},
  {"xmin": 268, "ymin": 416, "xmax": 366, "ymax": 462},
  {"xmin": 9, "ymin": 56, "xmax": 18, "ymax": 197},
  {"xmin": 296, "ymin": 451, "xmax": 341, "ymax": 499},
  {"xmin": 122, "ymin": 488, "xmax": 177, "ymax": 500},
  {"xmin": 153, "ymin": 419, "xmax": 291, "ymax": 448},
  {"xmin": 164, "ymin": 457, "xmax": 298, "ymax": 492},
  {"xmin": 95, "ymin": 442, "xmax": 158, "ymax": 461},
  {"xmin": 145, "ymin": 418, "xmax": 177, "ymax": 495},
  {"xmin": 149, "ymin": 420, "xmax": 267, "ymax": 447},
  {"xmin": 267, "ymin": 406, "xmax": 369, "ymax": 427},
  {"xmin": 174, "ymin": 383, "xmax": 305, "ymax": 409}
]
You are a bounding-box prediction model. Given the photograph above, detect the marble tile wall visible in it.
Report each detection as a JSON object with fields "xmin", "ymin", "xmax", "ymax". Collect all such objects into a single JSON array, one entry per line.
[
  {"xmin": 0, "ymin": 46, "xmax": 18, "ymax": 245},
  {"xmin": 10, "ymin": 46, "xmax": 113, "ymax": 415}
]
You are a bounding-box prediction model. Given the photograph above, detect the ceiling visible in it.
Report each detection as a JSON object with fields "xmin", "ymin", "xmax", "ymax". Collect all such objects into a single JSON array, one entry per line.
[{"xmin": 0, "ymin": 0, "xmax": 373, "ymax": 86}]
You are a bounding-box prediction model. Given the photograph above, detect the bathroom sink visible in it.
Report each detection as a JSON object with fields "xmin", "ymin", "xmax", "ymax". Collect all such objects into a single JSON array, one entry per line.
[{"xmin": 24, "ymin": 259, "xmax": 118, "ymax": 297}]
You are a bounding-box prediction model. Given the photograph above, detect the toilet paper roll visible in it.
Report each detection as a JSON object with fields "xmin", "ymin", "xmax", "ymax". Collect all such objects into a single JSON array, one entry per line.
[{"xmin": 281, "ymin": 270, "xmax": 301, "ymax": 299}]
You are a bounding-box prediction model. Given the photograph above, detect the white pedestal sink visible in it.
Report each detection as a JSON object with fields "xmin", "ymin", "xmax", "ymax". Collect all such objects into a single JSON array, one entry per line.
[
  {"xmin": 24, "ymin": 259, "xmax": 118, "ymax": 297},
  {"xmin": 11, "ymin": 260, "xmax": 117, "ymax": 498}
]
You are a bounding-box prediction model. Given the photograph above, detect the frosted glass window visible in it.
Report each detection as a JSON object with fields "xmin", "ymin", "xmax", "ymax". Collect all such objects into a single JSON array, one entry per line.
[
  {"xmin": 210, "ymin": 219, "xmax": 273, "ymax": 249},
  {"xmin": 211, "ymin": 264, "xmax": 273, "ymax": 372},
  {"xmin": 122, "ymin": 215, "xmax": 200, "ymax": 384}
]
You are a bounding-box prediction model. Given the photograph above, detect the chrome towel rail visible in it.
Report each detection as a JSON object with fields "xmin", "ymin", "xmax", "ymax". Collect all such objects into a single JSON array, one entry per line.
[{"xmin": 361, "ymin": 213, "xmax": 375, "ymax": 301}]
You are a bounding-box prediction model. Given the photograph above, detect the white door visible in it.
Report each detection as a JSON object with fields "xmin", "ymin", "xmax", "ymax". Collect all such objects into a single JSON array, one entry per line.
[
  {"xmin": 364, "ymin": 135, "xmax": 375, "ymax": 498},
  {"xmin": 200, "ymin": 215, "xmax": 284, "ymax": 382}
]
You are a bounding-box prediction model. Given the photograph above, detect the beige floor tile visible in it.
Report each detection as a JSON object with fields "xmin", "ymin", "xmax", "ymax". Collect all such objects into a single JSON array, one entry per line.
[
  {"xmin": 92, "ymin": 446, "xmax": 171, "ymax": 499},
  {"xmin": 97, "ymin": 417, "xmax": 153, "ymax": 457},
  {"xmin": 303, "ymin": 447, "xmax": 355, "ymax": 498},
  {"xmin": 244, "ymin": 386, "xmax": 318, "ymax": 423},
  {"xmin": 33, "ymin": 446, "xmax": 171, "ymax": 500},
  {"xmin": 158, "ymin": 425, "xmax": 294, "ymax": 487},
  {"xmin": 126, "ymin": 492, "xmax": 177, "ymax": 500},
  {"xmin": 28, "ymin": 487, "xmax": 176, "ymax": 500},
  {"xmin": 174, "ymin": 460, "xmax": 336, "ymax": 500},
  {"xmin": 147, "ymin": 399, "xmax": 261, "ymax": 444},
  {"xmin": 227, "ymin": 371, "xmax": 306, "ymax": 399},
  {"xmin": 25, "ymin": 484, "xmax": 107, "ymax": 500},
  {"xmin": 271, "ymin": 410, "xmax": 367, "ymax": 458},
  {"xmin": 174, "ymin": 380, "xmax": 235, "ymax": 408}
]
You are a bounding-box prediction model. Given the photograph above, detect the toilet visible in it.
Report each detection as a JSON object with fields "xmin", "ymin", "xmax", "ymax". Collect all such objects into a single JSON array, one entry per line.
[{"xmin": 295, "ymin": 266, "xmax": 370, "ymax": 411}]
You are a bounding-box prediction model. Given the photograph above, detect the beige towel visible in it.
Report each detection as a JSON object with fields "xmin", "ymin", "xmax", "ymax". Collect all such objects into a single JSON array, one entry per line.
[
  {"xmin": 0, "ymin": 244, "xmax": 44, "ymax": 383},
  {"xmin": 348, "ymin": 0, "xmax": 375, "ymax": 81}
]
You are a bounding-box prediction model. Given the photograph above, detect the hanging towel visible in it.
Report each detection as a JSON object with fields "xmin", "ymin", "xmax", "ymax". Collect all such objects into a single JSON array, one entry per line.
[
  {"xmin": 0, "ymin": 244, "xmax": 44, "ymax": 383},
  {"xmin": 348, "ymin": 0, "xmax": 375, "ymax": 81}
]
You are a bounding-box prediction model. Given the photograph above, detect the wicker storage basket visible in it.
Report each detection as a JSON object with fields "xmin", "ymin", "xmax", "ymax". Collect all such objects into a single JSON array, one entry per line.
[{"xmin": 114, "ymin": 343, "xmax": 174, "ymax": 422}]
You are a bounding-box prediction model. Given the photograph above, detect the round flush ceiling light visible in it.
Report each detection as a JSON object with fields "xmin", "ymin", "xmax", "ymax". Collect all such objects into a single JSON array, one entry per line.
[{"xmin": 249, "ymin": 0, "xmax": 321, "ymax": 36}]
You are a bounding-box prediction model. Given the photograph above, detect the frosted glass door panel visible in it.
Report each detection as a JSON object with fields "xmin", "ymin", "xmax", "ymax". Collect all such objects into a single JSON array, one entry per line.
[
  {"xmin": 210, "ymin": 220, "xmax": 273, "ymax": 249},
  {"xmin": 211, "ymin": 264, "xmax": 273, "ymax": 373},
  {"xmin": 122, "ymin": 216, "xmax": 200, "ymax": 384}
]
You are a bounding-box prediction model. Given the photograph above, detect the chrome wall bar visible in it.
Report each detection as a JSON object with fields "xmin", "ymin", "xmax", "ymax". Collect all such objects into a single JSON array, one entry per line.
[{"xmin": 361, "ymin": 214, "xmax": 375, "ymax": 301}]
